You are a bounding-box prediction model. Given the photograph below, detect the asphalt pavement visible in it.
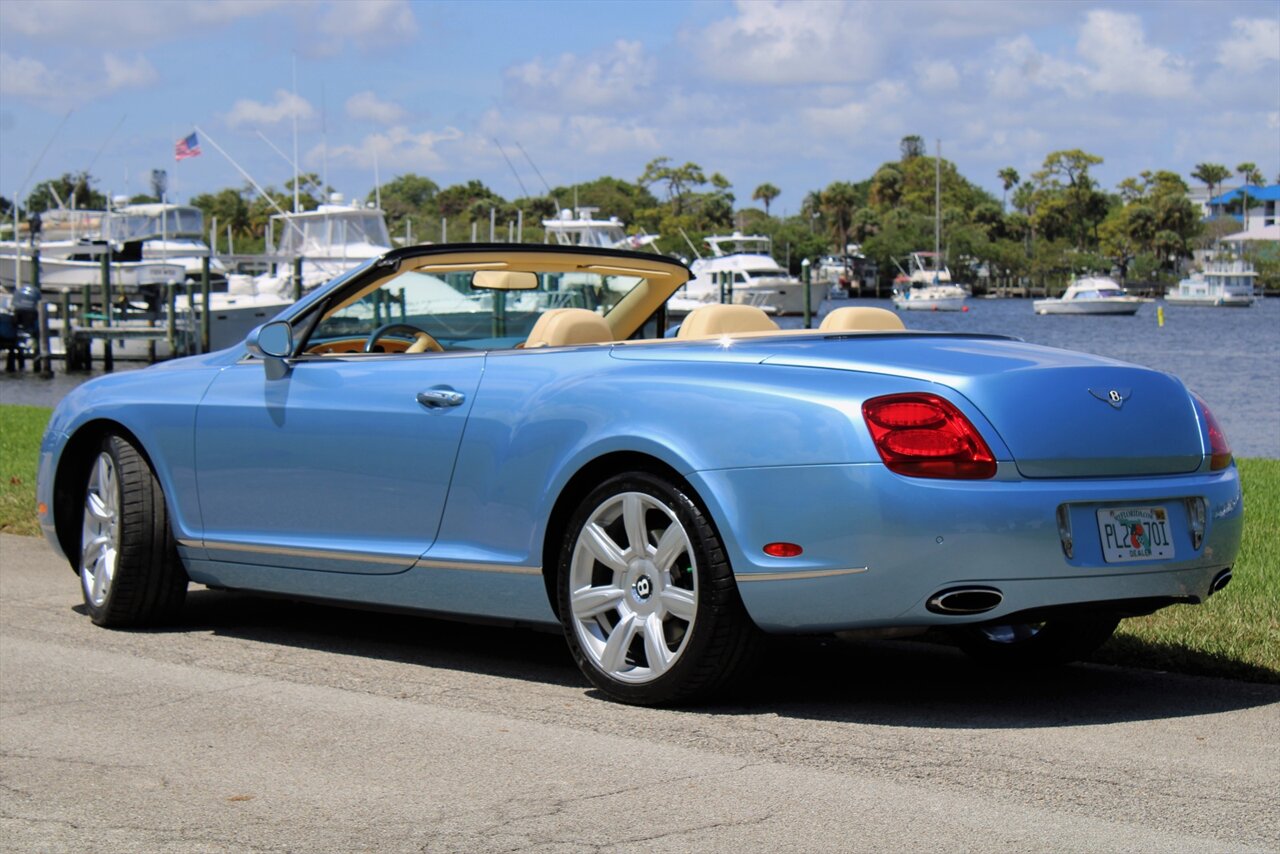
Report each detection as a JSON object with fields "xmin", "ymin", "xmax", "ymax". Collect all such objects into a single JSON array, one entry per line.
[{"xmin": 2, "ymin": 532, "xmax": 1277, "ymax": 852}]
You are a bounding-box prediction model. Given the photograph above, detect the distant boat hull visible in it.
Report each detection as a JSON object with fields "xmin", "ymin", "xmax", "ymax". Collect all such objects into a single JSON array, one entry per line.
[
  {"xmin": 893, "ymin": 287, "xmax": 966, "ymax": 311},
  {"xmin": 1164, "ymin": 294, "xmax": 1253, "ymax": 307},
  {"xmin": 0, "ymin": 250, "xmax": 185, "ymax": 294},
  {"xmin": 1033, "ymin": 299, "xmax": 1144, "ymax": 315}
]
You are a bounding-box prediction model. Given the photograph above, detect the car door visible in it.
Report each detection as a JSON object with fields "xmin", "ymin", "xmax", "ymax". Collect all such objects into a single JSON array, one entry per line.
[{"xmin": 194, "ymin": 350, "xmax": 484, "ymax": 575}]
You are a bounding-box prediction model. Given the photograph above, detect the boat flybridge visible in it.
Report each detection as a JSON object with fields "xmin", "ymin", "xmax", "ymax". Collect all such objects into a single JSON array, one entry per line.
[
  {"xmin": 266, "ymin": 195, "xmax": 393, "ymax": 290},
  {"xmin": 676, "ymin": 232, "xmax": 817, "ymax": 316},
  {"xmin": 542, "ymin": 207, "xmax": 658, "ymax": 251},
  {"xmin": 105, "ymin": 201, "xmax": 226, "ymax": 282}
]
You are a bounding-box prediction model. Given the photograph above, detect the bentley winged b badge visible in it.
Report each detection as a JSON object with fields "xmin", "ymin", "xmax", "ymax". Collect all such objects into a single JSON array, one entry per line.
[{"xmin": 1089, "ymin": 388, "xmax": 1131, "ymax": 409}]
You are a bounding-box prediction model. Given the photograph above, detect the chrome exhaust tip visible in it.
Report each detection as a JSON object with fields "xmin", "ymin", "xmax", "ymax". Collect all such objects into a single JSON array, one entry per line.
[
  {"xmin": 1210, "ymin": 568, "xmax": 1233, "ymax": 595},
  {"xmin": 926, "ymin": 587, "xmax": 1004, "ymax": 615}
]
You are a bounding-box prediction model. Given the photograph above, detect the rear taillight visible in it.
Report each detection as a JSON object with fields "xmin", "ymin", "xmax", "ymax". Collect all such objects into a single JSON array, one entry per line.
[
  {"xmin": 862, "ymin": 393, "xmax": 996, "ymax": 479},
  {"xmin": 1194, "ymin": 394, "xmax": 1233, "ymax": 471}
]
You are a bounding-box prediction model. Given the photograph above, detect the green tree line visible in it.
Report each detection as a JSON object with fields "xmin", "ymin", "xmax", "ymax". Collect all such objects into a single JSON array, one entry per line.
[{"xmin": 13, "ymin": 143, "xmax": 1277, "ymax": 291}]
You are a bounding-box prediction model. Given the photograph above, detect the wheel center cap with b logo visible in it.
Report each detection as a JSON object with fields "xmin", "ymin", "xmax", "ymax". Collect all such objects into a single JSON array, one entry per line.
[{"xmin": 634, "ymin": 576, "xmax": 653, "ymax": 600}]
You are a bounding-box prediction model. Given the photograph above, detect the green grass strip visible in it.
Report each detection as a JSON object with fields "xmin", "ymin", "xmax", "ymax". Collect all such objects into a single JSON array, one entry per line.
[{"xmin": 0, "ymin": 404, "xmax": 51, "ymax": 537}]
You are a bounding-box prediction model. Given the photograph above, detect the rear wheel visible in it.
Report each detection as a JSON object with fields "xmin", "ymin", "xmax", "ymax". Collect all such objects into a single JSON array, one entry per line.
[
  {"xmin": 79, "ymin": 435, "xmax": 187, "ymax": 627},
  {"xmin": 953, "ymin": 617, "xmax": 1120, "ymax": 667},
  {"xmin": 558, "ymin": 472, "xmax": 757, "ymax": 705}
]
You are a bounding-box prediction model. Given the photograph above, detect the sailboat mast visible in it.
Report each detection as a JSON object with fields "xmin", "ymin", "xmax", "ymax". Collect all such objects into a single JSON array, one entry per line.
[
  {"xmin": 934, "ymin": 139, "xmax": 941, "ymax": 266},
  {"xmin": 291, "ymin": 54, "xmax": 300, "ymax": 214}
]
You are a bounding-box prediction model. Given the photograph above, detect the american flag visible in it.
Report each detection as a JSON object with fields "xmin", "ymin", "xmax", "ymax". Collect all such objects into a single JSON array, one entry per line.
[{"xmin": 174, "ymin": 132, "xmax": 201, "ymax": 161}]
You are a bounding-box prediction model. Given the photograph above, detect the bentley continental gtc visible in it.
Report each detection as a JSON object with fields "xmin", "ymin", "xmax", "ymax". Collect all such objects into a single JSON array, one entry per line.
[{"xmin": 37, "ymin": 245, "xmax": 1243, "ymax": 704}]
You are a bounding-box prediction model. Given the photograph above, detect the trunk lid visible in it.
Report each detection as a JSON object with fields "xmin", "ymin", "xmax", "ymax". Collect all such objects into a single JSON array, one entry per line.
[{"xmin": 754, "ymin": 334, "xmax": 1206, "ymax": 478}]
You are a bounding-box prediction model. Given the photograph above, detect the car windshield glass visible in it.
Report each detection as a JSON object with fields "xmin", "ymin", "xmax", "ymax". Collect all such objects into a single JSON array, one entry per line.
[{"xmin": 306, "ymin": 266, "xmax": 644, "ymax": 351}]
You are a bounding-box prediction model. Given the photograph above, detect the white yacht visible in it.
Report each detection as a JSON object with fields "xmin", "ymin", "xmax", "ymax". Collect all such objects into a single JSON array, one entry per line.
[
  {"xmin": 104, "ymin": 202, "xmax": 226, "ymax": 282},
  {"xmin": 1166, "ymin": 260, "xmax": 1256, "ymax": 307},
  {"xmin": 543, "ymin": 207, "xmax": 658, "ymax": 251},
  {"xmin": 1033, "ymin": 276, "xmax": 1148, "ymax": 315},
  {"xmin": 891, "ymin": 252, "xmax": 967, "ymax": 311},
  {"xmin": 0, "ymin": 208, "xmax": 185, "ymax": 294},
  {"xmin": 208, "ymin": 197, "xmax": 394, "ymax": 350},
  {"xmin": 676, "ymin": 232, "xmax": 817, "ymax": 316},
  {"xmin": 261, "ymin": 195, "xmax": 393, "ymax": 291}
]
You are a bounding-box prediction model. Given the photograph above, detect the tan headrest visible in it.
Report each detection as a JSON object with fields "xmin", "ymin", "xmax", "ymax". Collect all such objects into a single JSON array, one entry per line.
[
  {"xmin": 676, "ymin": 304, "xmax": 780, "ymax": 339},
  {"xmin": 523, "ymin": 308, "xmax": 612, "ymax": 348},
  {"xmin": 819, "ymin": 306, "xmax": 905, "ymax": 332}
]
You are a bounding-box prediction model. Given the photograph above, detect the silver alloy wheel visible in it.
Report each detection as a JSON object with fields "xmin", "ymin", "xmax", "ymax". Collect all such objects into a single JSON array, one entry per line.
[
  {"xmin": 980, "ymin": 622, "xmax": 1046, "ymax": 644},
  {"xmin": 568, "ymin": 491, "xmax": 698, "ymax": 684},
  {"xmin": 80, "ymin": 451, "xmax": 120, "ymax": 608}
]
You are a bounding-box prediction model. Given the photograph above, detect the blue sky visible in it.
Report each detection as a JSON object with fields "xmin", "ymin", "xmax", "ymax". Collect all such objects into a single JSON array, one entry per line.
[{"xmin": 1, "ymin": 0, "xmax": 1277, "ymax": 217}]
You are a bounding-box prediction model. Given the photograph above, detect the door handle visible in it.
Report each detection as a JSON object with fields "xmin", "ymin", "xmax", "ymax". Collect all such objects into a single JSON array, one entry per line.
[{"xmin": 416, "ymin": 388, "xmax": 465, "ymax": 408}]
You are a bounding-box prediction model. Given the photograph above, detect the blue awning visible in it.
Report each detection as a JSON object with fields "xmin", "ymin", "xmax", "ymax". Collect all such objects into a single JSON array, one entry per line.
[{"xmin": 1210, "ymin": 184, "xmax": 1280, "ymax": 205}]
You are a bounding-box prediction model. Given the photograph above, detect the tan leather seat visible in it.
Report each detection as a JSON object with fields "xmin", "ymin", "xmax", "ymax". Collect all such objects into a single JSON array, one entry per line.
[
  {"xmin": 523, "ymin": 308, "xmax": 613, "ymax": 348},
  {"xmin": 676, "ymin": 304, "xmax": 779, "ymax": 339},
  {"xmin": 819, "ymin": 306, "xmax": 905, "ymax": 332}
]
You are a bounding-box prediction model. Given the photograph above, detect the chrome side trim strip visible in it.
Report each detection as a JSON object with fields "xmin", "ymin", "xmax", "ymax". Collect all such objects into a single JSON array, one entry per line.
[
  {"xmin": 176, "ymin": 538, "xmax": 202, "ymax": 549},
  {"xmin": 198, "ymin": 540, "xmax": 541, "ymax": 576},
  {"xmin": 736, "ymin": 566, "xmax": 869, "ymax": 583},
  {"xmin": 414, "ymin": 559, "xmax": 542, "ymax": 576},
  {"xmin": 202, "ymin": 540, "xmax": 414, "ymax": 565}
]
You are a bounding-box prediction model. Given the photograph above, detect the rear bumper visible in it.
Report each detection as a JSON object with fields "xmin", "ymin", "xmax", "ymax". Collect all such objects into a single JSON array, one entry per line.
[{"xmin": 690, "ymin": 462, "xmax": 1244, "ymax": 633}]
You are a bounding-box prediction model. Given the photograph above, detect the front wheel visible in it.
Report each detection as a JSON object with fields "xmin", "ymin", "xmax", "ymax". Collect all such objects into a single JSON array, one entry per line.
[
  {"xmin": 79, "ymin": 435, "xmax": 188, "ymax": 627},
  {"xmin": 557, "ymin": 472, "xmax": 757, "ymax": 705},
  {"xmin": 952, "ymin": 617, "xmax": 1120, "ymax": 667}
]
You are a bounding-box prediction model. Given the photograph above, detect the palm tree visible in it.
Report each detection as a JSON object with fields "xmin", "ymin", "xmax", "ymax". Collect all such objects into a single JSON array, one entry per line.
[
  {"xmin": 1236, "ymin": 162, "xmax": 1263, "ymax": 230},
  {"xmin": 1191, "ymin": 163, "xmax": 1231, "ymax": 220},
  {"xmin": 998, "ymin": 167, "xmax": 1019, "ymax": 213},
  {"xmin": 752, "ymin": 183, "xmax": 781, "ymax": 216},
  {"xmin": 819, "ymin": 182, "xmax": 859, "ymax": 254}
]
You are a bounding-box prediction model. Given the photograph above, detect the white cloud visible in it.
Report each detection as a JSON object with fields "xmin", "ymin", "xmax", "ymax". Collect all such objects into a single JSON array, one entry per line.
[
  {"xmin": 694, "ymin": 0, "xmax": 880, "ymax": 84},
  {"xmin": 226, "ymin": 90, "xmax": 315, "ymax": 128},
  {"xmin": 0, "ymin": 0, "xmax": 285, "ymax": 45},
  {"xmin": 565, "ymin": 116, "xmax": 659, "ymax": 156},
  {"xmin": 321, "ymin": 125, "xmax": 465, "ymax": 173},
  {"xmin": 986, "ymin": 34, "xmax": 1088, "ymax": 100},
  {"xmin": 1076, "ymin": 10, "xmax": 1191, "ymax": 98},
  {"xmin": 1216, "ymin": 18, "xmax": 1280, "ymax": 72},
  {"xmin": 0, "ymin": 50, "xmax": 155, "ymax": 104},
  {"xmin": 345, "ymin": 91, "xmax": 407, "ymax": 125},
  {"xmin": 801, "ymin": 79, "xmax": 907, "ymax": 136},
  {"xmin": 505, "ymin": 41, "xmax": 655, "ymax": 110},
  {"xmin": 0, "ymin": 53, "xmax": 59, "ymax": 98},
  {"xmin": 102, "ymin": 53, "xmax": 157, "ymax": 91},
  {"xmin": 312, "ymin": 0, "xmax": 417, "ymax": 55},
  {"xmin": 984, "ymin": 12, "xmax": 1190, "ymax": 102},
  {"xmin": 915, "ymin": 60, "xmax": 960, "ymax": 94}
]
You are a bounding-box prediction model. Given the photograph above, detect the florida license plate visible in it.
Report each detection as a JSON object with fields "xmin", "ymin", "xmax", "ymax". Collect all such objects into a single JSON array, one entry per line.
[{"xmin": 1096, "ymin": 506, "xmax": 1175, "ymax": 563}]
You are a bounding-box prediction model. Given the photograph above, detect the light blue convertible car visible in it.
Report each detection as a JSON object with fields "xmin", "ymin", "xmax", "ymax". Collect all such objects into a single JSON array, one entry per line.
[{"xmin": 37, "ymin": 245, "xmax": 1243, "ymax": 704}]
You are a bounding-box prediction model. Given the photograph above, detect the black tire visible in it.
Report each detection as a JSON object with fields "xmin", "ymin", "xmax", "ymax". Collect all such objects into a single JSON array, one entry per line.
[
  {"xmin": 78, "ymin": 435, "xmax": 188, "ymax": 627},
  {"xmin": 953, "ymin": 617, "xmax": 1120, "ymax": 667},
  {"xmin": 557, "ymin": 471, "xmax": 758, "ymax": 705}
]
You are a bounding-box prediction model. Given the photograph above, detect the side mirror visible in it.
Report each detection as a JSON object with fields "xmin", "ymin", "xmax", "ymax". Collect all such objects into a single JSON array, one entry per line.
[{"xmin": 246, "ymin": 320, "xmax": 293, "ymax": 379}]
